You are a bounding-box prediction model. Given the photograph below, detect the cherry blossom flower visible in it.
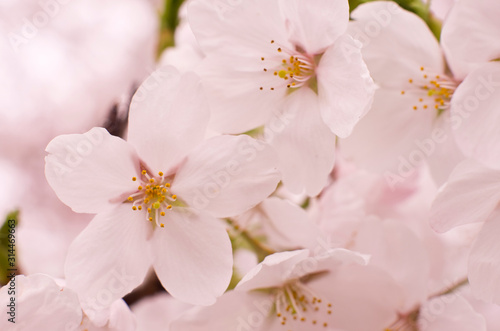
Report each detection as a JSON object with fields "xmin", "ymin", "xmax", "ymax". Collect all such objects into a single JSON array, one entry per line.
[
  {"xmin": 0, "ymin": 274, "xmax": 135, "ymax": 331},
  {"xmin": 4, "ymin": 0, "xmax": 500, "ymax": 328},
  {"xmin": 436, "ymin": 0, "xmax": 500, "ymax": 172},
  {"xmin": 340, "ymin": 1, "xmax": 467, "ymax": 183},
  {"xmin": 171, "ymin": 248, "xmax": 403, "ymax": 331},
  {"xmin": 45, "ymin": 68, "xmax": 281, "ymax": 314},
  {"xmin": 187, "ymin": 0, "xmax": 375, "ymax": 195},
  {"xmin": 316, "ymin": 161, "xmax": 487, "ymax": 330},
  {"xmin": 189, "ymin": 0, "xmax": 374, "ymax": 135},
  {"xmin": 0, "ymin": 0, "xmax": 158, "ymax": 285}
]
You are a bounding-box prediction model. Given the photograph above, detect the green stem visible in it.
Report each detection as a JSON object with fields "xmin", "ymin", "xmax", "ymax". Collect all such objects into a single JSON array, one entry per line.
[
  {"xmin": 227, "ymin": 219, "xmax": 276, "ymax": 262},
  {"xmin": 156, "ymin": 0, "xmax": 185, "ymax": 58}
]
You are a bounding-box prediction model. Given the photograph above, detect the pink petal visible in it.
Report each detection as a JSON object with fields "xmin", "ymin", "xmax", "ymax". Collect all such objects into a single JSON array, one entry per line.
[
  {"xmin": 312, "ymin": 248, "xmax": 369, "ymax": 275},
  {"xmin": 45, "ymin": 127, "xmax": 140, "ymax": 214},
  {"xmin": 133, "ymin": 293, "xmax": 193, "ymax": 331},
  {"xmin": 186, "ymin": 0, "xmax": 295, "ymax": 133},
  {"xmin": 441, "ymin": 0, "xmax": 500, "ymax": 80},
  {"xmin": 468, "ymin": 209, "xmax": 500, "ymax": 304},
  {"xmin": 0, "ymin": 274, "xmax": 82, "ymax": 330},
  {"xmin": 430, "ymin": 159, "xmax": 500, "ymax": 232},
  {"xmin": 429, "ymin": 0, "xmax": 455, "ymax": 21},
  {"xmin": 188, "ymin": 0, "xmax": 287, "ymax": 55},
  {"xmin": 107, "ymin": 299, "xmax": 137, "ymax": 331},
  {"xmin": 450, "ymin": 62, "xmax": 500, "ymax": 170},
  {"xmin": 279, "ymin": 0, "xmax": 348, "ymax": 54},
  {"xmin": 170, "ymin": 290, "xmax": 273, "ymax": 331},
  {"xmin": 339, "ymin": 88, "xmax": 435, "ymax": 174},
  {"xmin": 349, "ymin": 1, "xmax": 444, "ymax": 87},
  {"xmin": 308, "ymin": 264, "xmax": 403, "ymax": 331},
  {"xmin": 353, "ymin": 219, "xmax": 429, "ymax": 311},
  {"xmin": 268, "ymin": 87, "xmax": 336, "ymax": 196},
  {"xmin": 236, "ymin": 250, "xmax": 310, "ymax": 292},
  {"xmin": 419, "ymin": 294, "xmax": 486, "ymax": 331},
  {"xmin": 260, "ymin": 197, "xmax": 325, "ymax": 249},
  {"xmin": 172, "ymin": 135, "xmax": 280, "ymax": 218},
  {"xmin": 426, "ymin": 113, "xmax": 466, "ymax": 187},
  {"xmin": 199, "ymin": 57, "xmax": 286, "ymax": 134},
  {"xmin": 316, "ymin": 34, "xmax": 375, "ymax": 138},
  {"xmin": 65, "ymin": 204, "xmax": 152, "ymax": 321},
  {"xmin": 128, "ymin": 67, "xmax": 210, "ymax": 174},
  {"xmin": 152, "ymin": 209, "xmax": 233, "ymax": 306}
]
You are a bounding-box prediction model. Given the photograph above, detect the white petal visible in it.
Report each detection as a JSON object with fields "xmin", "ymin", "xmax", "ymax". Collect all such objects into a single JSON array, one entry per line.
[
  {"xmin": 426, "ymin": 113, "xmax": 466, "ymax": 186},
  {"xmin": 199, "ymin": 56, "xmax": 286, "ymax": 134},
  {"xmin": 419, "ymin": 294, "xmax": 486, "ymax": 331},
  {"xmin": 128, "ymin": 66, "xmax": 210, "ymax": 174},
  {"xmin": 159, "ymin": 44, "xmax": 204, "ymax": 73},
  {"xmin": 188, "ymin": 0, "xmax": 287, "ymax": 55},
  {"xmin": 236, "ymin": 249, "xmax": 310, "ymax": 292},
  {"xmin": 429, "ymin": 0, "xmax": 454, "ymax": 21},
  {"xmin": 260, "ymin": 197, "xmax": 325, "ymax": 249},
  {"xmin": 187, "ymin": 0, "xmax": 294, "ymax": 133},
  {"xmin": 353, "ymin": 220, "xmax": 429, "ymax": 311},
  {"xmin": 441, "ymin": 0, "xmax": 500, "ymax": 80},
  {"xmin": 0, "ymin": 274, "xmax": 82, "ymax": 330},
  {"xmin": 132, "ymin": 293, "xmax": 193, "ymax": 331},
  {"xmin": 171, "ymin": 291, "xmax": 273, "ymax": 331},
  {"xmin": 339, "ymin": 88, "xmax": 435, "ymax": 174},
  {"xmin": 172, "ymin": 135, "xmax": 280, "ymax": 217},
  {"xmin": 450, "ymin": 62, "xmax": 500, "ymax": 170},
  {"xmin": 349, "ymin": 1, "xmax": 444, "ymax": 86},
  {"xmin": 468, "ymin": 209, "xmax": 500, "ymax": 304},
  {"xmin": 308, "ymin": 265, "xmax": 403, "ymax": 331},
  {"xmin": 268, "ymin": 87, "xmax": 336, "ymax": 196},
  {"xmin": 430, "ymin": 159, "xmax": 500, "ymax": 232},
  {"xmin": 106, "ymin": 299, "xmax": 137, "ymax": 331},
  {"xmin": 279, "ymin": 0, "xmax": 348, "ymax": 54},
  {"xmin": 152, "ymin": 209, "xmax": 233, "ymax": 306},
  {"xmin": 45, "ymin": 127, "xmax": 140, "ymax": 213},
  {"xmin": 316, "ymin": 34, "xmax": 375, "ymax": 138},
  {"xmin": 311, "ymin": 248, "xmax": 369, "ymax": 276},
  {"xmin": 65, "ymin": 204, "xmax": 152, "ymax": 322}
]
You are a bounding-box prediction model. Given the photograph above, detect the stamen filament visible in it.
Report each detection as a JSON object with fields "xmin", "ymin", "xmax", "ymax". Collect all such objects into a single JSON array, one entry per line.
[{"xmin": 127, "ymin": 170, "xmax": 179, "ymax": 229}]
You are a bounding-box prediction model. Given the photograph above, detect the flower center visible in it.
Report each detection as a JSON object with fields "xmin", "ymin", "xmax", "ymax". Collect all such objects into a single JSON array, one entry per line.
[
  {"xmin": 126, "ymin": 170, "xmax": 178, "ymax": 228},
  {"xmin": 400, "ymin": 66, "xmax": 457, "ymax": 113},
  {"xmin": 259, "ymin": 40, "xmax": 315, "ymax": 91},
  {"xmin": 273, "ymin": 281, "xmax": 332, "ymax": 329}
]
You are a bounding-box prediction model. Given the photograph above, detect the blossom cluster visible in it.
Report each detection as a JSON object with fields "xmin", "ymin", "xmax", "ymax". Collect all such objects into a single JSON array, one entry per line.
[{"xmin": 1, "ymin": 0, "xmax": 500, "ymax": 330}]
